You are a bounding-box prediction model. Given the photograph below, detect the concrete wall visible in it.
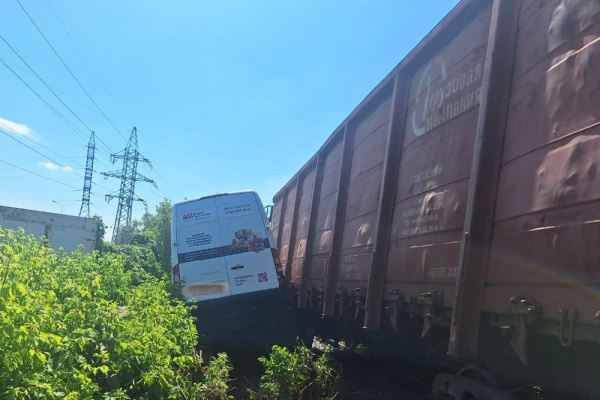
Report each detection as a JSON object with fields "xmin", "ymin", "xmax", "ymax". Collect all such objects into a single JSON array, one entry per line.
[{"xmin": 0, "ymin": 206, "xmax": 97, "ymax": 253}]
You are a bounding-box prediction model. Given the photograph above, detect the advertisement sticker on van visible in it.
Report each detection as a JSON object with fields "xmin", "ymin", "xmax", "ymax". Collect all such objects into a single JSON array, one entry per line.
[{"xmin": 172, "ymin": 191, "xmax": 279, "ymax": 302}]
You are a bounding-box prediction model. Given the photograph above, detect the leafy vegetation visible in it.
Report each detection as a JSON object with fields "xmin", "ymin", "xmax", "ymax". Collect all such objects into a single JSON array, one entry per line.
[
  {"xmin": 0, "ymin": 228, "xmax": 232, "ymax": 399},
  {"xmin": 96, "ymin": 200, "xmax": 172, "ymax": 283},
  {"xmin": 197, "ymin": 353, "xmax": 234, "ymax": 400},
  {"xmin": 92, "ymin": 215, "xmax": 106, "ymax": 251},
  {"xmin": 0, "ymin": 205, "xmax": 343, "ymax": 400},
  {"xmin": 102, "ymin": 241, "xmax": 166, "ymax": 283},
  {"xmin": 125, "ymin": 199, "xmax": 172, "ymax": 276},
  {"xmin": 248, "ymin": 345, "xmax": 339, "ymax": 400},
  {"xmin": 528, "ymin": 385, "xmax": 544, "ymax": 400}
]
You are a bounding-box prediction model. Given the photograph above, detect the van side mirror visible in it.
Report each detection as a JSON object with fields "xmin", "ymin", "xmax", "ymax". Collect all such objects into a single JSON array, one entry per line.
[{"xmin": 264, "ymin": 205, "xmax": 273, "ymax": 223}]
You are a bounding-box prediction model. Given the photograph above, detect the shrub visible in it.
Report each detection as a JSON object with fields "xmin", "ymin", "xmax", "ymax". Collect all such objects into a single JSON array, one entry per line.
[
  {"xmin": 197, "ymin": 353, "xmax": 234, "ymax": 400},
  {"xmin": 0, "ymin": 228, "xmax": 227, "ymax": 399},
  {"xmin": 529, "ymin": 385, "xmax": 544, "ymax": 400},
  {"xmin": 101, "ymin": 242, "xmax": 166, "ymax": 282},
  {"xmin": 248, "ymin": 345, "xmax": 339, "ymax": 400}
]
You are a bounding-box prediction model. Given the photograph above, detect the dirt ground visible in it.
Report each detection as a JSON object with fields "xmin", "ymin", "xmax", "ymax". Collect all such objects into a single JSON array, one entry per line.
[{"xmin": 214, "ymin": 338, "xmax": 436, "ymax": 399}]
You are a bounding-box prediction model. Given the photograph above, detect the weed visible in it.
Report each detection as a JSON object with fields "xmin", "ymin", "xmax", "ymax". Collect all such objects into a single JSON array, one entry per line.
[
  {"xmin": 248, "ymin": 344, "xmax": 339, "ymax": 400},
  {"xmin": 0, "ymin": 228, "xmax": 231, "ymax": 399}
]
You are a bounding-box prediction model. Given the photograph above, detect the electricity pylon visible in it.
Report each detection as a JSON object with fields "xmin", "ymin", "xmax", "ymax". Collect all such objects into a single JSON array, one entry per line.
[
  {"xmin": 79, "ymin": 131, "xmax": 95, "ymax": 217},
  {"xmin": 102, "ymin": 127, "xmax": 156, "ymax": 244}
]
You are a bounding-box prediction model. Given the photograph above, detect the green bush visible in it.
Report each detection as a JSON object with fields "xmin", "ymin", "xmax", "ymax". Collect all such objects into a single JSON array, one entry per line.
[
  {"xmin": 248, "ymin": 345, "xmax": 339, "ymax": 400},
  {"xmin": 0, "ymin": 228, "xmax": 230, "ymax": 399},
  {"xmin": 101, "ymin": 242, "xmax": 166, "ymax": 282},
  {"xmin": 529, "ymin": 385, "xmax": 544, "ymax": 400},
  {"xmin": 197, "ymin": 353, "xmax": 233, "ymax": 400}
]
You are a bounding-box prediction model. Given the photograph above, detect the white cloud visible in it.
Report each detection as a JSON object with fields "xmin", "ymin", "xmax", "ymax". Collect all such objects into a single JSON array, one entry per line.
[
  {"xmin": 38, "ymin": 161, "xmax": 73, "ymax": 173},
  {"xmin": 0, "ymin": 116, "xmax": 33, "ymax": 136}
]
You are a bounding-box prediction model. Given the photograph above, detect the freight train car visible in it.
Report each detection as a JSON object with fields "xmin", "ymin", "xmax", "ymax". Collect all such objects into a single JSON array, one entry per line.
[{"xmin": 272, "ymin": 0, "xmax": 600, "ymax": 397}]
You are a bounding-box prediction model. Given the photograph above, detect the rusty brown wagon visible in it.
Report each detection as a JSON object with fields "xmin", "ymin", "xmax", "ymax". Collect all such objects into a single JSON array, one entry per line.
[{"xmin": 271, "ymin": 0, "xmax": 600, "ymax": 397}]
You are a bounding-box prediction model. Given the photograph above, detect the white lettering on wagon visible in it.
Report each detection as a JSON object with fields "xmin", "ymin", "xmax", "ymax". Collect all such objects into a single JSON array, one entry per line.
[
  {"xmin": 341, "ymin": 255, "xmax": 361, "ymax": 280},
  {"xmin": 401, "ymin": 194, "xmax": 443, "ymax": 236},
  {"xmin": 426, "ymin": 265, "xmax": 458, "ymax": 279},
  {"xmin": 411, "ymin": 57, "xmax": 484, "ymax": 137},
  {"xmin": 411, "ymin": 163, "xmax": 443, "ymax": 194}
]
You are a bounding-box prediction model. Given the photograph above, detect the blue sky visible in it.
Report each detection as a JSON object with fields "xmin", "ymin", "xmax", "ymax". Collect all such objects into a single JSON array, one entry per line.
[{"xmin": 0, "ymin": 0, "xmax": 458, "ymax": 237}]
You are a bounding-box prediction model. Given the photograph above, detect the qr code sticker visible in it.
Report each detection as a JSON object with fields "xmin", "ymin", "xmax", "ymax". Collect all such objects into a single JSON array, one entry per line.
[{"xmin": 258, "ymin": 272, "xmax": 269, "ymax": 283}]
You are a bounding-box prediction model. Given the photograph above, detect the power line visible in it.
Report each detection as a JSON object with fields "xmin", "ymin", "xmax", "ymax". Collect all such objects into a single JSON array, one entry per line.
[
  {"xmin": 0, "ymin": 127, "xmax": 74, "ymax": 171},
  {"xmin": 0, "ymin": 56, "xmax": 130, "ymax": 132},
  {"xmin": 10, "ymin": 1, "xmax": 177, "ymax": 208},
  {"xmin": 0, "ymin": 159, "xmax": 79, "ymax": 189},
  {"xmin": 0, "ymin": 33, "xmax": 115, "ymax": 154},
  {"xmin": 0, "ymin": 140, "xmax": 85, "ymax": 169},
  {"xmin": 3, "ymin": 144, "xmax": 85, "ymax": 150},
  {"xmin": 0, "ymin": 56, "xmax": 88, "ymax": 142},
  {"xmin": 0, "ymin": 187, "xmax": 79, "ymax": 192},
  {"xmin": 152, "ymin": 168, "xmax": 185, "ymax": 199},
  {"xmin": 0, "ymin": 34, "xmax": 92, "ymax": 132},
  {"xmin": 89, "ymin": 173, "xmax": 113, "ymax": 192},
  {"xmin": 15, "ymin": 0, "xmax": 128, "ymax": 142},
  {"xmin": 0, "ymin": 55, "xmax": 116, "ymax": 185},
  {"xmin": 0, "ymin": 8, "xmax": 177, "ymax": 203},
  {"xmin": 0, "ymin": 143, "xmax": 86, "ymax": 149},
  {"xmin": 153, "ymin": 185, "xmax": 171, "ymax": 199},
  {"xmin": 42, "ymin": 0, "xmax": 130, "ymax": 125},
  {"xmin": 0, "ymin": 127, "xmax": 115, "ymax": 195},
  {"xmin": 7, "ymin": 198, "xmax": 81, "ymax": 202},
  {"xmin": 146, "ymin": 183, "xmax": 170, "ymax": 202}
]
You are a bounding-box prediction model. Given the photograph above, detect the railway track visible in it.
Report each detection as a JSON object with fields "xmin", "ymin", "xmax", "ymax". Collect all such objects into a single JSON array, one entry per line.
[
  {"xmin": 206, "ymin": 338, "xmax": 436, "ymax": 399},
  {"xmin": 327, "ymin": 346, "xmax": 434, "ymax": 399}
]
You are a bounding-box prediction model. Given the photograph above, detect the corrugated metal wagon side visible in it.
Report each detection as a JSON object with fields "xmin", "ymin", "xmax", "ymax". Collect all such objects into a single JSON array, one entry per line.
[
  {"xmin": 270, "ymin": 192, "xmax": 284, "ymax": 246},
  {"xmin": 272, "ymin": 0, "xmax": 600, "ymax": 396},
  {"xmin": 476, "ymin": 0, "xmax": 600, "ymax": 388},
  {"xmin": 484, "ymin": 0, "xmax": 600, "ymax": 327},
  {"xmin": 382, "ymin": 0, "xmax": 492, "ymax": 339},
  {"xmin": 288, "ymin": 162, "xmax": 317, "ymax": 287},
  {"xmin": 273, "ymin": 0, "xmax": 491, "ymax": 318},
  {"xmin": 276, "ymin": 181, "xmax": 298, "ymax": 277},
  {"xmin": 274, "ymin": 0, "xmax": 495, "ymax": 325}
]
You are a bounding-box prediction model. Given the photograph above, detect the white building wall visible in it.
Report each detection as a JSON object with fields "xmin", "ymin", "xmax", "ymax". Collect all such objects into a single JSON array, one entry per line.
[{"xmin": 0, "ymin": 206, "xmax": 97, "ymax": 252}]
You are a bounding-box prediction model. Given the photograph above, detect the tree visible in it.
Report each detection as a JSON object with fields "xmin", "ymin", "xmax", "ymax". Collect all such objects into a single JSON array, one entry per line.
[
  {"xmin": 101, "ymin": 199, "xmax": 172, "ymax": 277},
  {"xmin": 153, "ymin": 199, "xmax": 172, "ymax": 272},
  {"xmin": 129, "ymin": 199, "xmax": 172, "ymax": 274},
  {"xmin": 92, "ymin": 215, "xmax": 106, "ymax": 250}
]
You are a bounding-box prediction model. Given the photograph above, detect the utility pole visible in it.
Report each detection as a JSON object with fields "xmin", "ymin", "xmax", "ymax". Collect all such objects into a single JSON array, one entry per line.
[
  {"xmin": 102, "ymin": 127, "xmax": 156, "ymax": 244},
  {"xmin": 79, "ymin": 131, "xmax": 95, "ymax": 217}
]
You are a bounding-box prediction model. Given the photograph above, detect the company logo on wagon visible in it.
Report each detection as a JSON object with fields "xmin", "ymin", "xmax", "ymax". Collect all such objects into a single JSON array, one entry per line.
[{"xmin": 411, "ymin": 56, "xmax": 483, "ymax": 137}]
